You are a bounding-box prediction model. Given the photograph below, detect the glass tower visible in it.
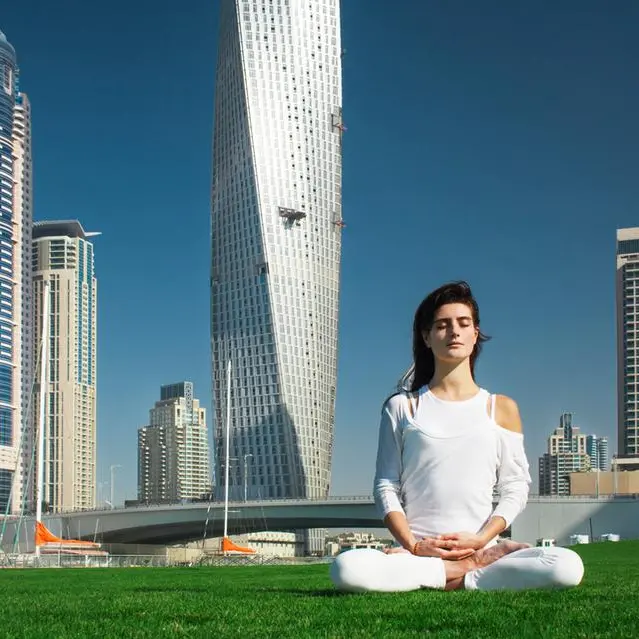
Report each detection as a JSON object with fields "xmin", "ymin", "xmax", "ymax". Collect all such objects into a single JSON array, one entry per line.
[
  {"xmin": 210, "ymin": 0, "xmax": 343, "ymax": 528},
  {"xmin": 586, "ymin": 435, "xmax": 608, "ymax": 472},
  {"xmin": 0, "ymin": 30, "xmax": 33, "ymax": 514}
]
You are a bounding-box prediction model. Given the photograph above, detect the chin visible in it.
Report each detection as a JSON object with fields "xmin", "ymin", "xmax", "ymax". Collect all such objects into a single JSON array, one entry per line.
[{"xmin": 443, "ymin": 350, "xmax": 471, "ymax": 361}]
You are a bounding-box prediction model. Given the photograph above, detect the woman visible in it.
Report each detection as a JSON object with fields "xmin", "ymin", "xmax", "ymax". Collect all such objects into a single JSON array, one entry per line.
[{"xmin": 331, "ymin": 281, "xmax": 584, "ymax": 592}]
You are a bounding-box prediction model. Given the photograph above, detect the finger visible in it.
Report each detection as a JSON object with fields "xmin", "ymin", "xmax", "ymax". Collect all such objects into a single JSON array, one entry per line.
[
  {"xmin": 431, "ymin": 538, "xmax": 457, "ymax": 548},
  {"xmin": 422, "ymin": 537, "xmax": 447, "ymax": 548},
  {"xmin": 436, "ymin": 539, "xmax": 460, "ymax": 549}
]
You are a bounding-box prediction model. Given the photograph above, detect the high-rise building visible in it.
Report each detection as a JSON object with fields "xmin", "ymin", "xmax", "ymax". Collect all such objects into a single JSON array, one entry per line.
[
  {"xmin": 616, "ymin": 228, "xmax": 639, "ymax": 467},
  {"xmin": 210, "ymin": 1, "xmax": 343, "ymax": 551},
  {"xmin": 539, "ymin": 413, "xmax": 591, "ymax": 495},
  {"xmin": 586, "ymin": 435, "xmax": 608, "ymax": 471},
  {"xmin": 32, "ymin": 221, "xmax": 98, "ymax": 512},
  {"xmin": 0, "ymin": 29, "xmax": 33, "ymax": 514},
  {"xmin": 138, "ymin": 382, "xmax": 210, "ymax": 503}
]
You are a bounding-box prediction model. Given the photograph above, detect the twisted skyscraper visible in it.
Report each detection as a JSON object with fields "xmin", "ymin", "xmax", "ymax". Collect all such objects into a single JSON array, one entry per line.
[{"xmin": 211, "ymin": 0, "xmax": 343, "ymax": 526}]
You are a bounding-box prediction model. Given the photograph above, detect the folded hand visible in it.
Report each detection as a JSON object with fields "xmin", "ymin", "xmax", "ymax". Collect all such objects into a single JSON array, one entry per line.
[
  {"xmin": 412, "ymin": 536, "xmax": 476, "ymax": 560},
  {"xmin": 438, "ymin": 531, "xmax": 486, "ymax": 551}
]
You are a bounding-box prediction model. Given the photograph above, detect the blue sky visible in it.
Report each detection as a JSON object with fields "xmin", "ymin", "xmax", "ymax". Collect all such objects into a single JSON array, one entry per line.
[{"xmin": 2, "ymin": 1, "xmax": 638, "ymax": 503}]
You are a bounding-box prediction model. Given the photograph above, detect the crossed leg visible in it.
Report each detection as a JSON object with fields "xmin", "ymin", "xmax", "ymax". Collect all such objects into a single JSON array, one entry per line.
[{"xmin": 330, "ymin": 542, "xmax": 584, "ymax": 593}]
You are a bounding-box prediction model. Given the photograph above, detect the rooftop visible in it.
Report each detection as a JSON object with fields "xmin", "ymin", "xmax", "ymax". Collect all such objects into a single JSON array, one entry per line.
[
  {"xmin": 33, "ymin": 220, "xmax": 101, "ymax": 241},
  {"xmin": 0, "ymin": 30, "xmax": 16, "ymax": 61}
]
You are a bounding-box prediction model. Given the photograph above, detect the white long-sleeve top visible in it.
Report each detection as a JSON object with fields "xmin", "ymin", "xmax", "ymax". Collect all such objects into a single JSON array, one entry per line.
[{"xmin": 373, "ymin": 387, "xmax": 531, "ymax": 542}]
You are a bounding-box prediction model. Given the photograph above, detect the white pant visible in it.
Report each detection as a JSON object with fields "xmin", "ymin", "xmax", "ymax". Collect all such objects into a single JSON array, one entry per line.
[{"xmin": 330, "ymin": 546, "xmax": 584, "ymax": 592}]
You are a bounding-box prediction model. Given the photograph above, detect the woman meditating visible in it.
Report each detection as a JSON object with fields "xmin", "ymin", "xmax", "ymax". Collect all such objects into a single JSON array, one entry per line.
[{"xmin": 331, "ymin": 281, "xmax": 584, "ymax": 592}]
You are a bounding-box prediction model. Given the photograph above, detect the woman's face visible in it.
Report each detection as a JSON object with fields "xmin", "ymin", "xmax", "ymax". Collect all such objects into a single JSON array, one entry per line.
[{"xmin": 423, "ymin": 302, "xmax": 479, "ymax": 363}]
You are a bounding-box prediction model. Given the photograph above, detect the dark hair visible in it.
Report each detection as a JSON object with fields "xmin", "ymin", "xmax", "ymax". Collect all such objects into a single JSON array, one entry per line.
[{"xmin": 409, "ymin": 281, "xmax": 490, "ymax": 392}]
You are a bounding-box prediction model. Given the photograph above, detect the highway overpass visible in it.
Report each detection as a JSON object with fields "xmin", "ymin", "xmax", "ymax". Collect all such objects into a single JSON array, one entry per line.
[{"xmin": 2, "ymin": 495, "xmax": 639, "ymax": 552}]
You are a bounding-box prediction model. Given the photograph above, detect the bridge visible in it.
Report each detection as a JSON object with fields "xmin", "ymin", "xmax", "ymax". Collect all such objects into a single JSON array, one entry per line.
[
  {"xmin": 2, "ymin": 497, "xmax": 379, "ymax": 550},
  {"xmin": 3, "ymin": 495, "xmax": 639, "ymax": 551}
]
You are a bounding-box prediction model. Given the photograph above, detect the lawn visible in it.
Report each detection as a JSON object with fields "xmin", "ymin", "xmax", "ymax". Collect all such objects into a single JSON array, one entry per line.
[{"xmin": 0, "ymin": 542, "xmax": 635, "ymax": 638}]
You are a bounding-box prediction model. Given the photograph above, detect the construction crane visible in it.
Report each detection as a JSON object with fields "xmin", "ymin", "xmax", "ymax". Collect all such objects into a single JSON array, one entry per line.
[{"xmin": 278, "ymin": 206, "xmax": 306, "ymax": 227}]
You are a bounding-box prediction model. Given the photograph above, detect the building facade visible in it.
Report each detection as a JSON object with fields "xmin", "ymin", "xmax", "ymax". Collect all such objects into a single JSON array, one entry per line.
[
  {"xmin": 616, "ymin": 227, "xmax": 639, "ymax": 465},
  {"xmin": 0, "ymin": 30, "xmax": 33, "ymax": 514},
  {"xmin": 32, "ymin": 221, "xmax": 98, "ymax": 512},
  {"xmin": 210, "ymin": 1, "xmax": 343, "ymax": 552},
  {"xmin": 138, "ymin": 382, "xmax": 210, "ymax": 503},
  {"xmin": 569, "ymin": 468, "xmax": 639, "ymax": 496},
  {"xmin": 539, "ymin": 413, "xmax": 591, "ymax": 495},
  {"xmin": 586, "ymin": 435, "xmax": 608, "ymax": 472}
]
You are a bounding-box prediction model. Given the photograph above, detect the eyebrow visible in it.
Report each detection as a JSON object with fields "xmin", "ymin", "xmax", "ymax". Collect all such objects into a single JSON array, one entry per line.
[{"xmin": 434, "ymin": 316, "xmax": 473, "ymax": 323}]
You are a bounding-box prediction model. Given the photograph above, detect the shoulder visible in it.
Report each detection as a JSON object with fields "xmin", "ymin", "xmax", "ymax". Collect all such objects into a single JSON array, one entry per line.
[
  {"xmin": 381, "ymin": 391, "xmax": 409, "ymax": 420},
  {"xmin": 493, "ymin": 394, "xmax": 523, "ymax": 434}
]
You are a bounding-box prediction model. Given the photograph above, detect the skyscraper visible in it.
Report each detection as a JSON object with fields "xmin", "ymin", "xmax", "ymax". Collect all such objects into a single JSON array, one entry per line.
[
  {"xmin": 32, "ymin": 221, "xmax": 98, "ymax": 512},
  {"xmin": 616, "ymin": 228, "xmax": 639, "ymax": 466},
  {"xmin": 138, "ymin": 382, "xmax": 210, "ymax": 503},
  {"xmin": 210, "ymin": 0, "xmax": 343, "ymax": 537},
  {"xmin": 0, "ymin": 30, "xmax": 33, "ymax": 514}
]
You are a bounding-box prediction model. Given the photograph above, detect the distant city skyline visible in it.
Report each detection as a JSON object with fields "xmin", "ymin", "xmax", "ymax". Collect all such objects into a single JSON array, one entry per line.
[
  {"xmin": 1, "ymin": 2, "xmax": 638, "ymax": 503},
  {"xmin": 538, "ymin": 413, "xmax": 609, "ymax": 496}
]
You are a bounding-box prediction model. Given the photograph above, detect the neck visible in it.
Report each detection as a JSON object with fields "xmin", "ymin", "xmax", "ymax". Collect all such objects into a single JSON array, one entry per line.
[{"xmin": 429, "ymin": 360, "xmax": 479, "ymax": 400}]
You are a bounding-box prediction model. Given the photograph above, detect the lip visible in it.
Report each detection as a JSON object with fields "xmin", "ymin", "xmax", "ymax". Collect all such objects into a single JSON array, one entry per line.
[{"xmin": 447, "ymin": 343, "xmax": 463, "ymax": 347}]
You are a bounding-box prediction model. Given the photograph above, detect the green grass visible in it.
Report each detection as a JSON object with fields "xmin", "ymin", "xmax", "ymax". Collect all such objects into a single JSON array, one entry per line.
[{"xmin": 0, "ymin": 542, "xmax": 635, "ymax": 638}]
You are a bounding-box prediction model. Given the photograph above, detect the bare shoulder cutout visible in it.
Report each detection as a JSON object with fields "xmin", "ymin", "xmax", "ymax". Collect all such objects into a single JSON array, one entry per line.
[{"xmin": 493, "ymin": 395, "xmax": 523, "ymax": 434}]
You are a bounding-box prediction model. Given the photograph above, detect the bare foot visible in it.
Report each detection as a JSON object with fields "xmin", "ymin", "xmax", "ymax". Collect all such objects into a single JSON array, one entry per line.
[
  {"xmin": 443, "ymin": 540, "xmax": 530, "ymax": 590},
  {"xmin": 383, "ymin": 546, "xmax": 410, "ymax": 555},
  {"xmin": 469, "ymin": 540, "xmax": 531, "ymax": 570}
]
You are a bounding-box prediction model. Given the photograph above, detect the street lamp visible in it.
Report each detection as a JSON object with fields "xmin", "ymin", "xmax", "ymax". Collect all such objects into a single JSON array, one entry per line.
[
  {"xmin": 110, "ymin": 464, "xmax": 122, "ymax": 509},
  {"xmin": 98, "ymin": 481, "xmax": 109, "ymax": 508},
  {"xmin": 243, "ymin": 454, "xmax": 253, "ymax": 502}
]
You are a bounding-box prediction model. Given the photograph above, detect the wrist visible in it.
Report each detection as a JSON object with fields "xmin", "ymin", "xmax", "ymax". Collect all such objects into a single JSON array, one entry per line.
[
  {"xmin": 476, "ymin": 532, "xmax": 490, "ymax": 548},
  {"xmin": 404, "ymin": 537, "xmax": 418, "ymax": 553},
  {"xmin": 481, "ymin": 517, "xmax": 507, "ymax": 544}
]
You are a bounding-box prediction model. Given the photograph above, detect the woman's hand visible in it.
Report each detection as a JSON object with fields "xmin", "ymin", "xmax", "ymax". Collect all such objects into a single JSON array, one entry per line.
[
  {"xmin": 413, "ymin": 536, "xmax": 476, "ymax": 560},
  {"xmin": 438, "ymin": 531, "xmax": 486, "ymax": 551}
]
